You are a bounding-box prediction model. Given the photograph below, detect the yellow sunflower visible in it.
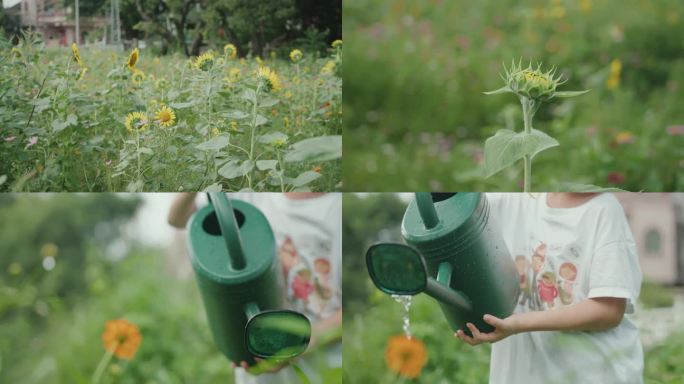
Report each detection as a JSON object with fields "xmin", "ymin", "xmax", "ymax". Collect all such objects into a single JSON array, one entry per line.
[
  {"xmin": 127, "ymin": 48, "xmax": 139, "ymax": 70},
  {"xmin": 102, "ymin": 319, "xmax": 142, "ymax": 360},
  {"xmin": 224, "ymin": 43, "xmax": 237, "ymax": 59},
  {"xmin": 131, "ymin": 70, "xmax": 145, "ymax": 86},
  {"xmin": 194, "ymin": 52, "xmax": 215, "ymax": 71},
  {"xmin": 256, "ymin": 66, "xmax": 282, "ymax": 92},
  {"xmin": 385, "ymin": 335, "xmax": 427, "ymax": 379},
  {"xmin": 320, "ymin": 60, "xmax": 336, "ymax": 75},
  {"xmin": 124, "ymin": 111, "xmax": 149, "ymax": 133},
  {"xmin": 71, "ymin": 43, "xmax": 83, "ymax": 67},
  {"xmin": 289, "ymin": 49, "xmax": 303, "ymax": 63},
  {"xmin": 155, "ymin": 105, "xmax": 176, "ymax": 127},
  {"xmin": 331, "ymin": 39, "xmax": 342, "ymax": 49}
]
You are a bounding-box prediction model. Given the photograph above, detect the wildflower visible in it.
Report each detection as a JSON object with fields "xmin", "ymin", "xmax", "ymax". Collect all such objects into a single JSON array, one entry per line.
[
  {"xmin": 615, "ymin": 131, "xmax": 635, "ymax": 145},
  {"xmin": 131, "ymin": 70, "xmax": 145, "ymax": 86},
  {"xmin": 71, "ymin": 43, "xmax": 83, "ymax": 67},
  {"xmin": 255, "ymin": 57, "xmax": 264, "ymax": 67},
  {"xmin": 331, "ymin": 39, "xmax": 342, "ymax": 49},
  {"xmin": 124, "ymin": 112, "xmax": 149, "ymax": 133},
  {"xmin": 607, "ymin": 172, "xmax": 625, "ymax": 184},
  {"xmin": 385, "ymin": 335, "xmax": 427, "ymax": 379},
  {"xmin": 102, "ymin": 319, "xmax": 142, "ymax": 359},
  {"xmin": 289, "ymin": 49, "xmax": 303, "ymax": 63},
  {"xmin": 155, "ymin": 105, "xmax": 176, "ymax": 128},
  {"xmin": 485, "ymin": 60, "xmax": 589, "ymax": 102},
  {"xmin": 606, "ymin": 59, "xmax": 622, "ymax": 90},
  {"xmin": 666, "ymin": 125, "xmax": 684, "ymax": 136},
  {"xmin": 211, "ymin": 127, "xmax": 220, "ymax": 136},
  {"xmin": 224, "ymin": 44, "xmax": 237, "ymax": 59},
  {"xmin": 128, "ymin": 48, "xmax": 139, "ymax": 70},
  {"xmin": 40, "ymin": 243, "xmax": 59, "ymax": 258},
  {"xmin": 320, "ymin": 60, "xmax": 336, "ymax": 75},
  {"xmin": 312, "ymin": 165, "xmax": 322, "ymax": 173},
  {"xmin": 257, "ymin": 66, "xmax": 282, "ymax": 92},
  {"xmin": 194, "ymin": 52, "xmax": 215, "ymax": 71},
  {"xmin": 25, "ymin": 136, "xmax": 38, "ymax": 150}
]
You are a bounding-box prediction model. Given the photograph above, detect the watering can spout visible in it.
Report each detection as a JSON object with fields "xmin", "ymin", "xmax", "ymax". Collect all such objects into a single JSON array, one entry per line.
[
  {"xmin": 415, "ymin": 192, "xmax": 440, "ymax": 229},
  {"xmin": 365, "ymin": 243, "xmax": 472, "ymax": 312},
  {"xmin": 208, "ymin": 192, "xmax": 247, "ymax": 270}
]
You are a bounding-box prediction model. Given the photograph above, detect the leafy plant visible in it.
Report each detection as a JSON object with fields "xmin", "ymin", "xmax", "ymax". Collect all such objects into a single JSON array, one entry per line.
[{"xmin": 483, "ymin": 61, "xmax": 589, "ymax": 192}]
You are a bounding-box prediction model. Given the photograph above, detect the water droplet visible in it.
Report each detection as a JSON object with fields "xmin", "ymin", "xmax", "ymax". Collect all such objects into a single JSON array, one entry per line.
[{"xmin": 392, "ymin": 294, "xmax": 413, "ymax": 338}]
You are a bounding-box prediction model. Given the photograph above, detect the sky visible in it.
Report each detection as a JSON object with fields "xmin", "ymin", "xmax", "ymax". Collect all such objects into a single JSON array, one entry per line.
[{"xmin": 3, "ymin": 0, "xmax": 22, "ymax": 8}]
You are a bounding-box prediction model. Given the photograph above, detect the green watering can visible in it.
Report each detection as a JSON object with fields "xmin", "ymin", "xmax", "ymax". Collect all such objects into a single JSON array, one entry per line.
[
  {"xmin": 187, "ymin": 193, "xmax": 311, "ymax": 365},
  {"xmin": 366, "ymin": 193, "xmax": 519, "ymax": 335}
]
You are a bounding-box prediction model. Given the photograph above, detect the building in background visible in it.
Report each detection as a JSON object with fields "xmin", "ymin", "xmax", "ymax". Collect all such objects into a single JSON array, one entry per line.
[
  {"xmin": 8, "ymin": 0, "xmax": 106, "ymax": 46},
  {"xmin": 618, "ymin": 193, "xmax": 684, "ymax": 285}
]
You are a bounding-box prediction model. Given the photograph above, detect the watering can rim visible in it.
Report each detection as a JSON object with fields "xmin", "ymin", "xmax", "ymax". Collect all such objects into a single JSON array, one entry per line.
[{"xmin": 244, "ymin": 308, "xmax": 312, "ymax": 359}]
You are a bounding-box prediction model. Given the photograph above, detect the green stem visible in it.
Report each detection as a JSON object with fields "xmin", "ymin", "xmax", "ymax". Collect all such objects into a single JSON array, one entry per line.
[
  {"xmin": 276, "ymin": 149, "xmax": 285, "ymax": 192},
  {"xmin": 136, "ymin": 128, "xmax": 141, "ymax": 185},
  {"xmin": 247, "ymin": 83, "xmax": 262, "ymax": 190},
  {"xmin": 92, "ymin": 348, "xmax": 115, "ymax": 384},
  {"xmin": 521, "ymin": 97, "xmax": 533, "ymax": 192}
]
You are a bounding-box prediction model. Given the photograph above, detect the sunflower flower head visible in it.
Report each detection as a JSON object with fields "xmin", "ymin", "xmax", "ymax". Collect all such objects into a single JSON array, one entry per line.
[
  {"xmin": 224, "ymin": 44, "xmax": 237, "ymax": 59},
  {"xmin": 71, "ymin": 43, "xmax": 83, "ymax": 67},
  {"xmin": 485, "ymin": 60, "xmax": 589, "ymax": 102},
  {"xmin": 385, "ymin": 335, "xmax": 427, "ymax": 379},
  {"xmin": 155, "ymin": 105, "xmax": 176, "ymax": 128},
  {"xmin": 289, "ymin": 49, "xmax": 303, "ymax": 63},
  {"xmin": 124, "ymin": 111, "xmax": 149, "ymax": 133},
  {"xmin": 320, "ymin": 60, "xmax": 337, "ymax": 76},
  {"xmin": 102, "ymin": 319, "xmax": 142, "ymax": 360},
  {"xmin": 131, "ymin": 70, "xmax": 145, "ymax": 86},
  {"xmin": 257, "ymin": 66, "xmax": 282, "ymax": 92},
  {"xmin": 194, "ymin": 52, "xmax": 215, "ymax": 71},
  {"xmin": 127, "ymin": 48, "xmax": 139, "ymax": 70},
  {"xmin": 331, "ymin": 39, "xmax": 343, "ymax": 49}
]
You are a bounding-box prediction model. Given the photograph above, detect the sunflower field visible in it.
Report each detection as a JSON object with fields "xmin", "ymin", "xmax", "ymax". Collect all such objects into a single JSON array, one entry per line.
[{"xmin": 0, "ymin": 34, "xmax": 342, "ymax": 192}]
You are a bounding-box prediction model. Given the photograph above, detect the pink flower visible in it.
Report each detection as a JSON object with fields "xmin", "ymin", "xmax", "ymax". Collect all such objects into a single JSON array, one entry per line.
[
  {"xmin": 4, "ymin": 136, "xmax": 16, "ymax": 142},
  {"xmin": 25, "ymin": 136, "xmax": 38, "ymax": 150},
  {"xmin": 607, "ymin": 172, "xmax": 625, "ymax": 185},
  {"xmin": 666, "ymin": 125, "xmax": 684, "ymax": 136}
]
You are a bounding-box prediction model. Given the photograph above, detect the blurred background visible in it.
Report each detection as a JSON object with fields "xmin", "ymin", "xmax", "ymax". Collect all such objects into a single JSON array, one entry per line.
[
  {"xmin": 343, "ymin": 0, "xmax": 684, "ymax": 192},
  {"xmin": 343, "ymin": 193, "xmax": 684, "ymax": 383},
  {"xmin": 0, "ymin": 193, "xmax": 340, "ymax": 383}
]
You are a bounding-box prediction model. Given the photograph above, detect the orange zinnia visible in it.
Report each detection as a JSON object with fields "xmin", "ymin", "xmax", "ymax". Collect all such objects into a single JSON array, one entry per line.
[
  {"xmin": 385, "ymin": 335, "xmax": 427, "ymax": 379},
  {"xmin": 102, "ymin": 319, "xmax": 142, "ymax": 359}
]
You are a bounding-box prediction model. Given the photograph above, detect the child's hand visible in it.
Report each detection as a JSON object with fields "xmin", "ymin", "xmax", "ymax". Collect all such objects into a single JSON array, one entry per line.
[{"xmin": 454, "ymin": 314, "xmax": 520, "ymax": 345}]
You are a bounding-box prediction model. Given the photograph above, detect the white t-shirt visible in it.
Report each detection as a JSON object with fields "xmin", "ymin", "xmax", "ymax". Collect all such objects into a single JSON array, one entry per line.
[
  {"xmin": 197, "ymin": 193, "xmax": 342, "ymax": 384},
  {"xmin": 487, "ymin": 193, "xmax": 643, "ymax": 384}
]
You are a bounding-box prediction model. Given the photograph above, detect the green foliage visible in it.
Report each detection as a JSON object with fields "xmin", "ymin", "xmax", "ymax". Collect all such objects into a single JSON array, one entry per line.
[
  {"xmin": 639, "ymin": 281, "xmax": 675, "ymax": 309},
  {"xmin": 644, "ymin": 331, "xmax": 684, "ymax": 384},
  {"xmin": 483, "ymin": 128, "xmax": 559, "ymax": 178},
  {"xmin": 343, "ymin": 0, "xmax": 684, "ymax": 191},
  {"xmin": 0, "ymin": 38, "xmax": 342, "ymax": 192}
]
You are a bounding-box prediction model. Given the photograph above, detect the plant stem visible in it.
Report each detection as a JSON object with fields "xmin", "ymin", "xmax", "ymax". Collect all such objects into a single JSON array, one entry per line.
[
  {"xmin": 92, "ymin": 348, "xmax": 115, "ymax": 384},
  {"xmin": 247, "ymin": 83, "xmax": 262, "ymax": 190},
  {"xmin": 521, "ymin": 97, "xmax": 533, "ymax": 192},
  {"xmin": 276, "ymin": 149, "xmax": 285, "ymax": 192}
]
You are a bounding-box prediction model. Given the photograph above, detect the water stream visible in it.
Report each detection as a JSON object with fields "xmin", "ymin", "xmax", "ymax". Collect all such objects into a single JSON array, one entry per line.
[{"xmin": 391, "ymin": 294, "xmax": 413, "ymax": 338}]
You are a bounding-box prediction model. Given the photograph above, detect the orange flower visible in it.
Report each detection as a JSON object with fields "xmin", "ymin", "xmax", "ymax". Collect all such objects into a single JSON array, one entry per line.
[
  {"xmin": 102, "ymin": 319, "xmax": 142, "ymax": 359},
  {"xmin": 385, "ymin": 335, "xmax": 427, "ymax": 379},
  {"xmin": 312, "ymin": 165, "xmax": 322, "ymax": 173}
]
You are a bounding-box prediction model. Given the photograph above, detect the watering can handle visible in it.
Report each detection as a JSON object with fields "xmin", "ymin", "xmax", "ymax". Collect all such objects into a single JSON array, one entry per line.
[
  {"xmin": 208, "ymin": 193, "xmax": 247, "ymax": 270},
  {"xmin": 415, "ymin": 193, "xmax": 440, "ymax": 229}
]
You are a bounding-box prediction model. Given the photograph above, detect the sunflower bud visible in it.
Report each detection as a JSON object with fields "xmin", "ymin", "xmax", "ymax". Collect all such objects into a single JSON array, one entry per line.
[{"xmin": 485, "ymin": 60, "xmax": 589, "ymax": 102}]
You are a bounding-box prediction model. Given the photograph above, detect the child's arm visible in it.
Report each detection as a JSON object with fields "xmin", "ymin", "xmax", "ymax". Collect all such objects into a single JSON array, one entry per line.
[
  {"xmin": 455, "ymin": 297, "xmax": 626, "ymax": 345},
  {"xmin": 167, "ymin": 192, "xmax": 198, "ymax": 228}
]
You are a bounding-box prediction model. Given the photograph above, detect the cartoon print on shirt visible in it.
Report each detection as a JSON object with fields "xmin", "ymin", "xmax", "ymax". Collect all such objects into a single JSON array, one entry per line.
[
  {"xmin": 558, "ymin": 262, "xmax": 578, "ymax": 305},
  {"xmin": 515, "ymin": 255, "xmax": 533, "ymax": 306},
  {"xmin": 538, "ymin": 271, "xmax": 559, "ymax": 309},
  {"xmin": 278, "ymin": 236, "xmax": 335, "ymax": 318},
  {"xmin": 530, "ymin": 242, "xmax": 547, "ymax": 309}
]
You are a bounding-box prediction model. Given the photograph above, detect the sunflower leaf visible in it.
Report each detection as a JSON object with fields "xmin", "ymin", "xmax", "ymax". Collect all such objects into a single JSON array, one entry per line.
[{"xmin": 484, "ymin": 128, "xmax": 559, "ymax": 177}]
